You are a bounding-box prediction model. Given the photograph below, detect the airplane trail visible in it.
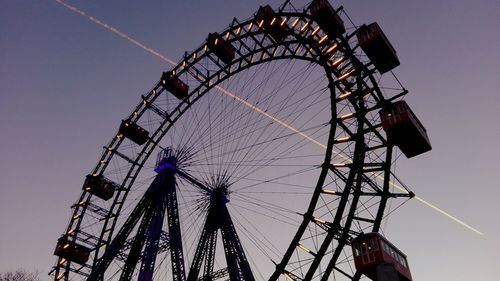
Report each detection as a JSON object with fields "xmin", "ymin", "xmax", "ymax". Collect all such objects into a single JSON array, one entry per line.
[
  {"xmin": 55, "ymin": 0, "xmax": 484, "ymax": 236},
  {"xmin": 55, "ymin": 0, "xmax": 176, "ymax": 65}
]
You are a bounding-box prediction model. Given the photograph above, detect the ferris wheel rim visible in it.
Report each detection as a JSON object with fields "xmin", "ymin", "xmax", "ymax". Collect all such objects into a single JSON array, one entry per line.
[{"xmin": 52, "ymin": 2, "xmax": 409, "ymax": 281}]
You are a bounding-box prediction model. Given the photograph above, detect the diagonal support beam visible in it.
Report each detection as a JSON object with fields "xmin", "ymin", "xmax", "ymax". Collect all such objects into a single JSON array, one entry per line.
[
  {"xmin": 88, "ymin": 159, "xmax": 185, "ymax": 281},
  {"xmin": 187, "ymin": 215, "xmax": 218, "ymax": 281},
  {"xmin": 219, "ymin": 203, "xmax": 255, "ymax": 281},
  {"xmin": 120, "ymin": 201, "xmax": 156, "ymax": 281},
  {"xmin": 163, "ymin": 171, "xmax": 187, "ymax": 281},
  {"xmin": 87, "ymin": 182, "xmax": 156, "ymax": 281},
  {"xmin": 187, "ymin": 186, "xmax": 255, "ymax": 281}
]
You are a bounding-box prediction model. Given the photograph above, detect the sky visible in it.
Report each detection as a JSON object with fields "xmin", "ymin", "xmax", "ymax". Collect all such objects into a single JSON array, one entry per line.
[{"xmin": 1, "ymin": 0, "xmax": 499, "ymax": 280}]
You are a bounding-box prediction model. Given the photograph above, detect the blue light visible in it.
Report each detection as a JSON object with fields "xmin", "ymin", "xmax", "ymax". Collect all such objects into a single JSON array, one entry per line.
[{"xmin": 154, "ymin": 156, "xmax": 178, "ymax": 173}]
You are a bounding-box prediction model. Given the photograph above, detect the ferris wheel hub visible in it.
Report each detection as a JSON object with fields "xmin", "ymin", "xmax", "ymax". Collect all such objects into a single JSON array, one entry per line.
[{"xmin": 155, "ymin": 147, "xmax": 178, "ymax": 173}]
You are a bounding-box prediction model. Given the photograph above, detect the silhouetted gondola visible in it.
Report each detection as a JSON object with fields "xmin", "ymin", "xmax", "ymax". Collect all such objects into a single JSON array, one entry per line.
[
  {"xmin": 256, "ymin": 5, "xmax": 289, "ymax": 42},
  {"xmin": 357, "ymin": 23, "xmax": 400, "ymax": 73},
  {"xmin": 54, "ymin": 237, "xmax": 91, "ymax": 265},
  {"xmin": 82, "ymin": 174, "xmax": 116, "ymax": 200},
  {"xmin": 309, "ymin": 0, "xmax": 345, "ymax": 39},
  {"xmin": 119, "ymin": 120, "xmax": 149, "ymax": 145},
  {"xmin": 207, "ymin": 32, "xmax": 236, "ymax": 64}
]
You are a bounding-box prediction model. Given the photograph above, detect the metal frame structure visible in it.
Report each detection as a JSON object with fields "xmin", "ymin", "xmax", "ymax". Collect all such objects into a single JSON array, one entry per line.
[{"xmin": 52, "ymin": 1, "xmax": 415, "ymax": 280}]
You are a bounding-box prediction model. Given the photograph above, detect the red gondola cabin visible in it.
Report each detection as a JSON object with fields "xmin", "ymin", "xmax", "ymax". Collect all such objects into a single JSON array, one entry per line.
[
  {"xmin": 119, "ymin": 120, "xmax": 149, "ymax": 145},
  {"xmin": 309, "ymin": 0, "xmax": 345, "ymax": 39},
  {"xmin": 351, "ymin": 232, "xmax": 412, "ymax": 281},
  {"xmin": 357, "ymin": 23, "xmax": 400, "ymax": 74},
  {"xmin": 82, "ymin": 174, "xmax": 116, "ymax": 201},
  {"xmin": 161, "ymin": 71, "xmax": 189, "ymax": 100},
  {"xmin": 256, "ymin": 5, "xmax": 289, "ymax": 42},
  {"xmin": 54, "ymin": 236, "xmax": 91, "ymax": 265},
  {"xmin": 379, "ymin": 100, "xmax": 432, "ymax": 158},
  {"xmin": 207, "ymin": 32, "xmax": 236, "ymax": 64}
]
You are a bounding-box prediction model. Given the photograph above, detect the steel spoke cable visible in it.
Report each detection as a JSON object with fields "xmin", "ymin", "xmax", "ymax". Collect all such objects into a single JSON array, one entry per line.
[
  {"xmin": 186, "ymin": 152, "xmax": 326, "ymax": 166},
  {"xmin": 184, "ymin": 166, "xmax": 316, "ymax": 193},
  {"xmin": 221, "ymin": 60, "xmax": 283, "ymax": 176},
  {"xmin": 216, "ymin": 60, "xmax": 311, "ymax": 180},
  {"xmin": 231, "ymin": 211, "xmax": 282, "ymax": 261},
  {"xmin": 175, "ymin": 186, "xmax": 209, "ymax": 264},
  {"xmin": 232, "ymin": 165, "xmax": 316, "ymax": 193},
  {"xmin": 184, "ymin": 121, "xmax": 324, "ymax": 172},
  {"xmin": 227, "ymin": 119, "xmax": 329, "ymax": 187},
  {"xmin": 230, "ymin": 197, "xmax": 301, "ymax": 227},
  {"xmin": 229, "ymin": 214, "xmax": 272, "ymax": 281},
  {"xmin": 231, "ymin": 192, "xmax": 302, "ymax": 219},
  {"xmin": 184, "ymin": 108, "xmax": 323, "ymax": 163},
  {"xmin": 197, "ymin": 59, "xmax": 314, "ymax": 177}
]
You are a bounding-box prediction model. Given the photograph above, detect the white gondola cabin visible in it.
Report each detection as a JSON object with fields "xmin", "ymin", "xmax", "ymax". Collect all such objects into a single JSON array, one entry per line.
[
  {"xmin": 379, "ymin": 100, "xmax": 432, "ymax": 158},
  {"xmin": 357, "ymin": 22, "xmax": 400, "ymax": 74},
  {"xmin": 351, "ymin": 232, "xmax": 412, "ymax": 281}
]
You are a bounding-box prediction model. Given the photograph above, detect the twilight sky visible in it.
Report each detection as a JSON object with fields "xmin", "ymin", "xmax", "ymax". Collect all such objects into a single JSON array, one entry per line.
[{"xmin": 1, "ymin": 0, "xmax": 499, "ymax": 280}]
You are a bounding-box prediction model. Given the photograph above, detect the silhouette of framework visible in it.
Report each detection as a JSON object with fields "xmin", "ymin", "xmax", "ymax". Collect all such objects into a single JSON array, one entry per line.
[{"xmin": 51, "ymin": 1, "xmax": 418, "ymax": 281}]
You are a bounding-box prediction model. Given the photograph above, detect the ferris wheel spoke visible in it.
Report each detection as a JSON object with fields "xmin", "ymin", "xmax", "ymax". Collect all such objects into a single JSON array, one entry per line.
[{"xmin": 176, "ymin": 169, "xmax": 212, "ymax": 194}]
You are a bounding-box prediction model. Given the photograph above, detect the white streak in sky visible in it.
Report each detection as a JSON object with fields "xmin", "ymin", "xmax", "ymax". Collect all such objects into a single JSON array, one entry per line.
[
  {"xmin": 55, "ymin": 0, "xmax": 177, "ymax": 66},
  {"xmin": 55, "ymin": 0, "xmax": 484, "ymax": 236}
]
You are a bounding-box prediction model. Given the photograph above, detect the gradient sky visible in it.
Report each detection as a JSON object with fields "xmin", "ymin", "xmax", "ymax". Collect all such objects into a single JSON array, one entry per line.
[{"xmin": 1, "ymin": 0, "xmax": 499, "ymax": 280}]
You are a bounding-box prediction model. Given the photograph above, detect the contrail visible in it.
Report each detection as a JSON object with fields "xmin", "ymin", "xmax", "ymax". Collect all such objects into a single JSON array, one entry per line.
[
  {"xmin": 54, "ymin": 0, "xmax": 176, "ymax": 65},
  {"xmin": 414, "ymin": 197, "xmax": 483, "ymax": 235},
  {"xmin": 55, "ymin": 0, "xmax": 484, "ymax": 236}
]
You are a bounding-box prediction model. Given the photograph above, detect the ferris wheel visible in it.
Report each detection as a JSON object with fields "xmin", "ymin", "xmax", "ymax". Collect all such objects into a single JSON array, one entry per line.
[{"xmin": 51, "ymin": 1, "xmax": 431, "ymax": 281}]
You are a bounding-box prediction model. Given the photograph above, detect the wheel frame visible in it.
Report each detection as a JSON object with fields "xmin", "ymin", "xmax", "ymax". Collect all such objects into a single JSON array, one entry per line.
[{"xmin": 52, "ymin": 2, "xmax": 411, "ymax": 281}]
